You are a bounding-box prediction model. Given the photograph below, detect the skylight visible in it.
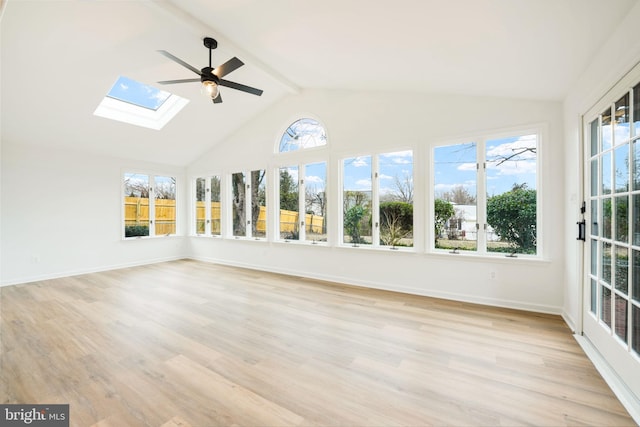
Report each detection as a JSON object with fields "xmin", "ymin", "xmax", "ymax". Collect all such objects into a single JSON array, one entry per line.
[
  {"xmin": 107, "ymin": 76, "xmax": 171, "ymax": 110},
  {"xmin": 94, "ymin": 76, "xmax": 188, "ymax": 130}
]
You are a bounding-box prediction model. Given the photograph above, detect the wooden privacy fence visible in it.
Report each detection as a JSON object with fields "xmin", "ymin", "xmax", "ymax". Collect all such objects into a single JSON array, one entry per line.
[
  {"xmin": 194, "ymin": 202, "xmax": 324, "ymax": 234},
  {"xmin": 127, "ymin": 198, "xmax": 325, "ymax": 235},
  {"xmin": 124, "ymin": 197, "xmax": 176, "ymax": 235}
]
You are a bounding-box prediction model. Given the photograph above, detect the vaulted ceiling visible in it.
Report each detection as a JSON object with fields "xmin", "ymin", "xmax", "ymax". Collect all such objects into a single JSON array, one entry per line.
[{"xmin": 1, "ymin": 0, "xmax": 636, "ymax": 166}]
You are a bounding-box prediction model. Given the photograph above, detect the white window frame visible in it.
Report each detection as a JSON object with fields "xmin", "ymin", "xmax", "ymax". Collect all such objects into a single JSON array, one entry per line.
[
  {"xmin": 229, "ymin": 169, "xmax": 267, "ymax": 240},
  {"xmin": 339, "ymin": 149, "xmax": 415, "ymax": 251},
  {"xmin": 430, "ymin": 126, "xmax": 543, "ymax": 258},
  {"xmin": 192, "ymin": 175, "xmax": 222, "ymax": 237},
  {"xmin": 276, "ymin": 161, "xmax": 329, "ymax": 245},
  {"xmin": 122, "ymin": 172, "xmax": 178, "ymax": 239}
]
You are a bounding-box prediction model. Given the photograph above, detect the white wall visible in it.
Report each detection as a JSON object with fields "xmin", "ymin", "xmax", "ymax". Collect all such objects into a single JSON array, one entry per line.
[
  {"xmin": 0, "ymin": 143, "xmax": 188, "ymax": 285},
  {"xmin": 188, "ymin": 89, "xmax": 566, "ymax": 314},
  {"xmin": 563, "ymin": 0, "xmax": 640, "ymax": 332}
]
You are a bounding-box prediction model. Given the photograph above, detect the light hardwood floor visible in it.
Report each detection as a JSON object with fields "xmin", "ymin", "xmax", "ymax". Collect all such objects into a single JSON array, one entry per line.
[{"xmin": 0, "ymin": 260, "xmax": 635, "ymax": 426}]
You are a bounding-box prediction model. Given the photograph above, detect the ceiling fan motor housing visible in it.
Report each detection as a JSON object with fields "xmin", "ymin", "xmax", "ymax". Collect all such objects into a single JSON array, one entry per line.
[{"xmin": 200, "ymin": 67, "xmax": 219, "ymax": 84}]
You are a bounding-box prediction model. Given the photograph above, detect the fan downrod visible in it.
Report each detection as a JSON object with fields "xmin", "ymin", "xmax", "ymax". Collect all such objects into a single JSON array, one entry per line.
[{"xmin": 203, "ymin": 37, "xmax": 218, "ymax": 50}]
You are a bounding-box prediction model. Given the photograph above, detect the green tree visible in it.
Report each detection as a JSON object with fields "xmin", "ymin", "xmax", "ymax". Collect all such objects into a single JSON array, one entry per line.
[
  {"xmin": 434, "ymin": 199, "xmax": 454, "ymax": 246},
  {"xmin": 487, "ymin": 184, "xmax": 536, "ymax": 253},
  {"xmin": 279, "ymin": 169, "xmax": 299, "ymax": 211},
  {"xmin": 344, "ymin": 205, "xmax": 367, "ymax": 244}
]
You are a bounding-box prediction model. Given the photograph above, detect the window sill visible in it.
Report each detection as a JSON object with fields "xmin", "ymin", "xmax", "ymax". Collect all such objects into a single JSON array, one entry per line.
[
  {"xmin": 429, "ymin": 249, "xmax": 548, "ymax": 263},
  {"xmin": 122, "ymin": 234, "xmax": 181, "ymax": 241},
  {"xmin": 337, "ymin": 244, "xmax": 415, "ymax": 253},
  {"xmin": 275, "ymin": 239, "xmax": 330, "ymax": 247}
]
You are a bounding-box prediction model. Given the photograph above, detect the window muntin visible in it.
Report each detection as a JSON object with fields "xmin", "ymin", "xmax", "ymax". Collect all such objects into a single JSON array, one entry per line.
[
  {"xmin": 434, "ymin": 142, "xmax": 478, "ymax": 252},
  {"xmin": 279, "ymin": 118, "xmax": 327, "ymax": 152},
  {"xmin": 587, "ymin": 83, "xmax": 640, "ymax": 357},
  {"xmin": 123, "ymin": 173, "xmax": 176, "ymax": 238}
]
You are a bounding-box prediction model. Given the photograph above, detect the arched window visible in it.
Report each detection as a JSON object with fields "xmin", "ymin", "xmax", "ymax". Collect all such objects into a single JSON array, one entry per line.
[
  {"xmin": 277, "ymin": 117, "xmax": 328, "ymax": 243},
  {"xmin": 278, "ymin": 118, "xmax": 327, "ymax": 153}
]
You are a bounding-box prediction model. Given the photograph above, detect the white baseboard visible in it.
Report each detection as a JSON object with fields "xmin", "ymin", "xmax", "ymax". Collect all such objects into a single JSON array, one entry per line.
[
  {"xmin": 0, "ymin": 255, "xmax": 187, "ymax": 287},
  {"xmin": 574, "ymin": 334, "xmax": 640, "ymax": 425},
  {"xmin": 189, "ymin": 255, "xmax": 563, "ymax": 316},
  {"xmin": 562, "ymin": 310, "xmax": 577, "ymax": 333}
]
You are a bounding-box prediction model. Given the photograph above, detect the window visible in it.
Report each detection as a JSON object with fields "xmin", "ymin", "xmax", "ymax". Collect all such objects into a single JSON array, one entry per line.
[
  {"xmin": 276, "ymin": 117, "xmax": 328, "ymax": 243},
  {"xmin": 433, "ymin": 130, "xmax": 538, "ymax": 256},
  {"xmin": 278, "ymin": 162, "xmax": 328, "ymax": 243},
  {"xmin": 588, "ymin": 85, "xmax": 639, "ymax": 354},
  {"xmin": 195, "ymin": 178, "xmax": 206, "ymax": 235},
  {"xmin": 252, "ymin": 171, "xmax": 267, "ymax": 238},
  {"xmin": 154, "ymin": 176, "xmax": 176, "ymax": 235},
  {"xmin": 94, "ymin": 76, "xmax": 188, "ymax": 130},
  {"xmin": 304, "ymin": 162, "xmax": 328, "ymax": 243},
  {"xmin": 343, "ymin": 156, "xmax": 372, "ymax": 246},
  {"xmin": 211, "ymin": 176, "xmax": 221, "ymax": 236},
  {"xmin": 434, "ymin": 142, "xmax": 478, "ymax": 251},
  {"xmin": 231, "ymin": 169, "xmax": 266, "ymax": 239},
  {"xmin": 194, "ymin": 175, "xmax": 221, "ymax": 236},
  {"xmin": 342, "ymin": 151, "xmax": 414, "ymax": 249},
  {"xmin": 379, "ymin": 151, "xmax": 414, "ymax": 248},
  {"xmin": 279, "ymin": 118, "xmax": 327, "ymax": 152},
  {"xmin": 279, "ymin": 166, "xmax": 299, "ymax": 240},
  {"xmin": 123, "ymin": 173, "xmax": 177, "ymax": 238},
  {"xmin": 232, "ymin": 172, "xmax": 247, "ymax": 237}
]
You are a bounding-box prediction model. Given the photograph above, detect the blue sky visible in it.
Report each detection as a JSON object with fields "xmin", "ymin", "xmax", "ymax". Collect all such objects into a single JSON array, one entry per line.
[
  {"xmin": 280, "ymin": 162, "xmax": 327, "ymax": 193},
  {"xmin": 305, "ymin": 162, "xmax": 326, "ymax": 192},
  {"xmin": 343, "ymin": 151, "xmax": 413, "ymax": 196},
  {"xmin": 435, "ymin": 135, "xmax": 537, "ymax": 198},
  {"xmin": 108, "ymin": 76, "xmax": 170, "ymax": 111},
  {"xmin": 279, "ymin": 119, "xmax": 327, "ymax": 152}
]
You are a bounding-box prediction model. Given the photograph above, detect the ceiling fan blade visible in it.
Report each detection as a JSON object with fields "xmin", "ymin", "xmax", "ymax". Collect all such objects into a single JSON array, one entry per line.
[
  {"xmin": 157, "ymin": 78, "xmax": 201, "ymax": 85},
  {"xmin": 219, "ymin": 79, "xmax": 263, "ymax": 96},
  {"xmin": 213, "ymin": 57, "xmax": 244, "ymax": 78},
  {"xmin": 212, "ymin": 93, "xmax": 223, "ymax": 104},
  {"xmin": 157, "ymin": 50, "xmax": 202, "ymax": 76}
]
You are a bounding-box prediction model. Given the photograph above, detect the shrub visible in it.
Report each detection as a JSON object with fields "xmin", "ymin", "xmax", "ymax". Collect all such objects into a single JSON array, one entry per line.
[
  {"xmin": 125, "ymin": 225, "xmax": 149, "ymax": 237},
  {"xmin": 487, "ymin": 185, "xmax": 536, "ymax": 252}
]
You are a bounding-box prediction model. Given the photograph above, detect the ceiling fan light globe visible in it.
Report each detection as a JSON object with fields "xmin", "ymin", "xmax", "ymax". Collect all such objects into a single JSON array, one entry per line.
[{"xmin": 202, "ymin": 80, "xmax": 219, "ymax": 99}]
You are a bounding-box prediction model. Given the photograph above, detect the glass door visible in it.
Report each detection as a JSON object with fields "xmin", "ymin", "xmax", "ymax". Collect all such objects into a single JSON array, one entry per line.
[{"xmin": 583, "ymin": 81, "xmax": 640, "ymax": 401}]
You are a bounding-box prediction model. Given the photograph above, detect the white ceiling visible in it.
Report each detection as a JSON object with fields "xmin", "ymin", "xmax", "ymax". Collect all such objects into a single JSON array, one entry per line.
[{"xmin": 1, "ymin": 0, "xmax": 637, "ymax": 166}]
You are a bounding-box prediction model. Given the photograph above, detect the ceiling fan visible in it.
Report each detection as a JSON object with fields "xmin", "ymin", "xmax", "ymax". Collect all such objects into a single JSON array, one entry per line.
[{"xmin": 157, "ymin": 37, "xmax": 263, "ymax": 104}]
